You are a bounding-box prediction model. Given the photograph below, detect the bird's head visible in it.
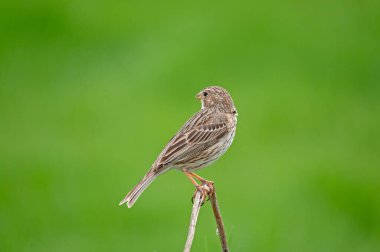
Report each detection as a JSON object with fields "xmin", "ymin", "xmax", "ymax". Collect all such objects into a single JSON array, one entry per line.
[{"xmin": 196, "ymin": 86, "xmax": 237, "ymax": 114}]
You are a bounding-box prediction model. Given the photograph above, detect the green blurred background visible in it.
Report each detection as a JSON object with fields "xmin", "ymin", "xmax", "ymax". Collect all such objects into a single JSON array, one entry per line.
[{"xmin": 1, "ymin": 0, "xmax": 379, "ymax": 251}]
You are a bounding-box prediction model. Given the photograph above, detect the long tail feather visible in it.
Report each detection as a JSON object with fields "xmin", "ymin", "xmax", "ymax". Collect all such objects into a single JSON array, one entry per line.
[{"xmin": 119, "ymin": 171, "xmax": 160, "ymax": 208}]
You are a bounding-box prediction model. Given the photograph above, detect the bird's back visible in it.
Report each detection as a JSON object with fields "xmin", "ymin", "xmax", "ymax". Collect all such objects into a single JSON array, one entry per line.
[{"xmin": 151, "ymin": 108, "xmax": 237, "ymax": 173}]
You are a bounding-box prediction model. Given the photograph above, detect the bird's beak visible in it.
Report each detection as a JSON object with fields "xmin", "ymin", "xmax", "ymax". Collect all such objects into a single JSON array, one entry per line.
[{"xmin": 195, "ymin": 93, "xmax": 202, "ymax": 100}]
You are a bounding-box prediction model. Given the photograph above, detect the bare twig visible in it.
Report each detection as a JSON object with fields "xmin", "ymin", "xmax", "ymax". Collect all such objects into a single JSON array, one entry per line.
[
  {"xmin": 183, "ymin": 182, "xmax": 229, "ymax": 252},
  {"xmin": 184, "ymin": 189, "xmax": 205, "ymax": 252},
  {"xmin": 209, "ymin": 183, "xmax": 229, "ymax": 252}
]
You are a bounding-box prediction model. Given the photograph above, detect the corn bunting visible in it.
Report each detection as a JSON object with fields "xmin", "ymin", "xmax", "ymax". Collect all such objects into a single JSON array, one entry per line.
[{"xmin": 119, "ymin": 86, "xmax": 238, "ymax": 207}]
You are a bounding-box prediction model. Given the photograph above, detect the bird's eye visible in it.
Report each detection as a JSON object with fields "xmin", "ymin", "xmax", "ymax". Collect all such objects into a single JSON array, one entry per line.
[
  {"xmin": 233, "ymin": 110, "xmax": 236, "ymax": 114},
  {"xmin": 203, "ymin": 92, "xmax": 208, "ymax": 97}
]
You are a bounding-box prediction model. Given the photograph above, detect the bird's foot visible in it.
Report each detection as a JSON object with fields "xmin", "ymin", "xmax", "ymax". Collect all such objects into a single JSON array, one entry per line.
[{"xmin": 191, "ymin": 181, "xmax": 215, "ymax": 205}]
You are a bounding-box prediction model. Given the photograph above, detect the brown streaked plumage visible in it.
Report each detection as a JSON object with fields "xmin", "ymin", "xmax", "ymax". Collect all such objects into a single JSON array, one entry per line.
[{"xmin": 119, "ymin": 86, "xmax": 238, "ymax": 208}]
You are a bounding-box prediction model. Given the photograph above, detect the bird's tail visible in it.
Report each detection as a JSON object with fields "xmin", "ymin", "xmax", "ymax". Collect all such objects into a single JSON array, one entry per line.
[{"xmin": 119, "ymin": 170, "xmax": 161, "ymax": 208}]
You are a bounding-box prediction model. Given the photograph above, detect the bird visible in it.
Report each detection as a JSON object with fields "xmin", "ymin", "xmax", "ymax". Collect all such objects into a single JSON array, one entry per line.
[{"xmin": 119, "ymin": 86, "xmax": 238, "ymax": 208}]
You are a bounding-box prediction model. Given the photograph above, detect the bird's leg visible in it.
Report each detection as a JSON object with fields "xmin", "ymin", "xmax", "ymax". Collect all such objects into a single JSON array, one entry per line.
[
  {"xmin": 184, "ymin": 171, "xmax": 208, "ymax": 205},
  {"xmin": 188, "ymin": 172, "xmax": 209, "ymax": 184},
  {"xmin": 188, "ymin": 172, "xmax": 214, "ymax": 200},
  {"xmin": 184, "ymin": 171, "xmax": 213, "ymax": 205},
  {"xmin": 184, "ymin": 171, "xmax": 199, "ymax": 187}
]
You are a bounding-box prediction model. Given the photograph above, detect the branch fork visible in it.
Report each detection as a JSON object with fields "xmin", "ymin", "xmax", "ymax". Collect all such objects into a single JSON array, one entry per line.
[{"xmin": 184, "ymin": 181, "xmax": 229, "ymax": 252}]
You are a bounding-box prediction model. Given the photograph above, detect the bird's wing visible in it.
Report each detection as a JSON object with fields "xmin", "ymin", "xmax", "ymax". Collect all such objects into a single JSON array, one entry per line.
[{"xmin": 153, "ymin": 110, "xmax": 229, "ymax": 171}]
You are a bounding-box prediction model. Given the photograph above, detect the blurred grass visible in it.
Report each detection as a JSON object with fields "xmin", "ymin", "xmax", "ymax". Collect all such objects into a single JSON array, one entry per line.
[{"xmin": 1, "ymin": 0, "xmax": 379, "ymax": 251}]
